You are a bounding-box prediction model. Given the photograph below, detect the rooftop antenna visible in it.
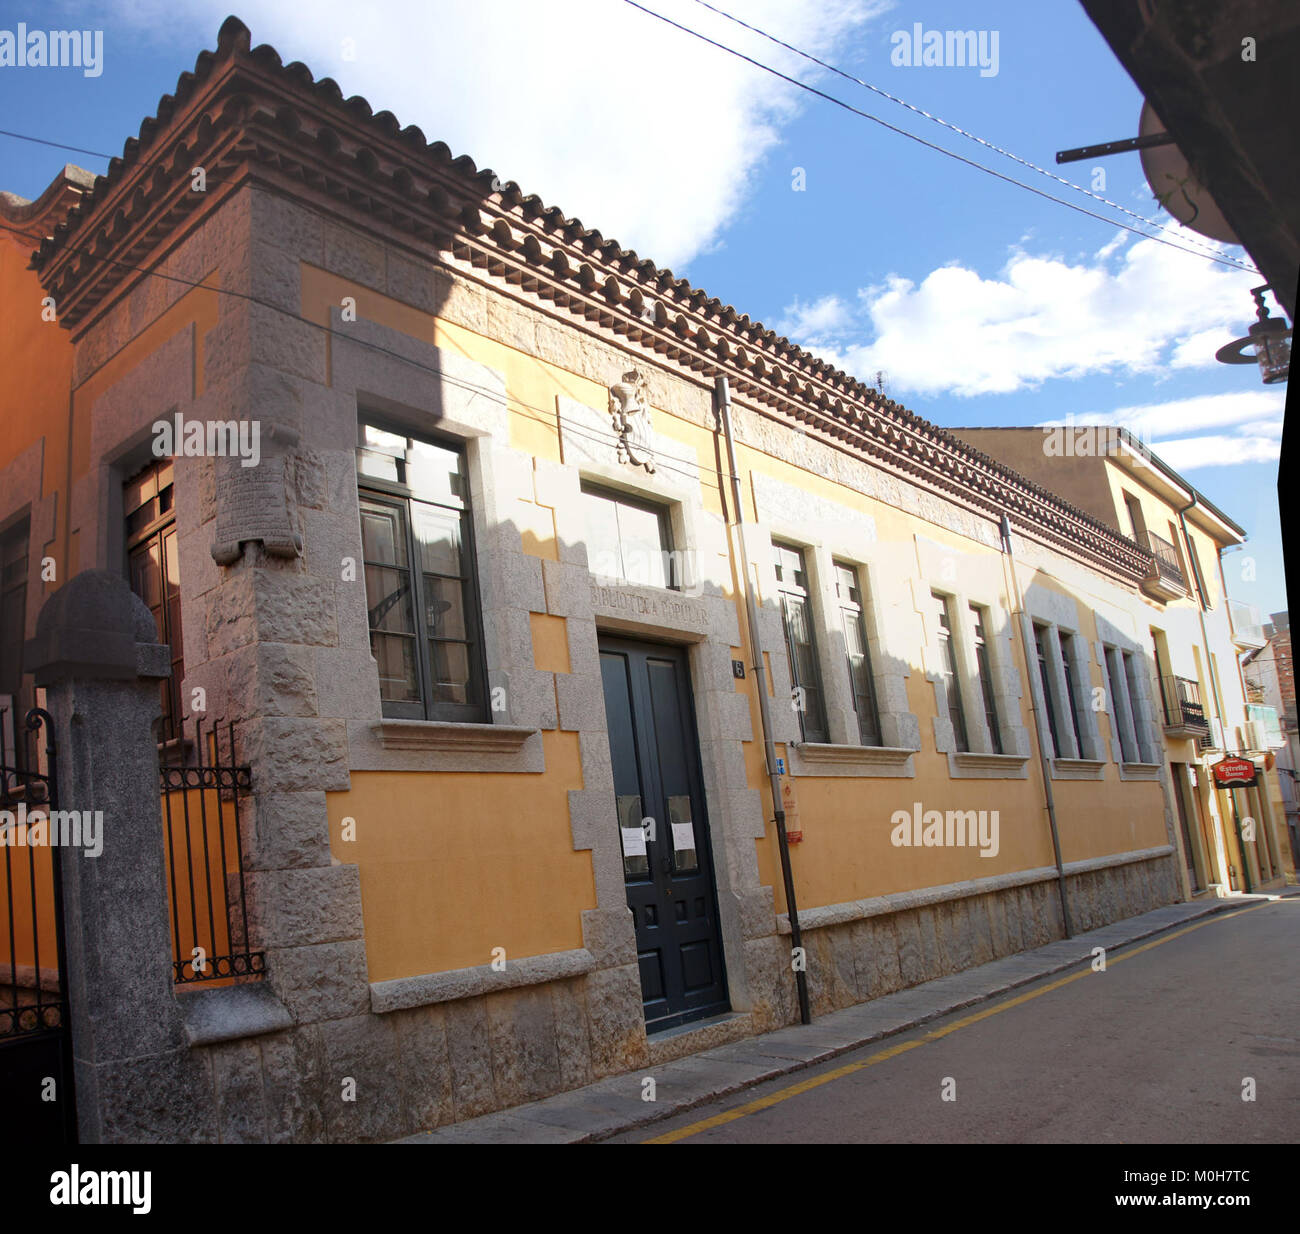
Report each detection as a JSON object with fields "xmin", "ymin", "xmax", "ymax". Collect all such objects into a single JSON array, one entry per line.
[{"xmin": 875, "ymin": 370, "xmax": 889, "ymax": 398}]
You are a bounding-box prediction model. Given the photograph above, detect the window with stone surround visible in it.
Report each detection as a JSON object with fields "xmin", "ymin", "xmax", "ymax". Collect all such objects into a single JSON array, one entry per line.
[
  {"xmin": 1121, "ymin": 649, "xmax": 1154, "ymax": 761},
  {"xmin": 1033, "ymin": 622, "xmax": 1063, "ymax": 757},
  {"xmin": 1058, "ymin": 629, "xmax": 1086, "ymax": 756},
  {"xmin": 970, "ymin": 603, "xmax": 1003, "ymax": 754},
  {"xmin": 1103, "ymin": 644, "xmax": 1139, "ymax": 762},
  {"xmin": 775, "ymin": 542, "xmax": 829, "ymax": 744},
  {"xmin": 834, "ymin": 560, "xmax": 883, "ymax": 746},
  {"xmin": 933, "ymin": 590, "xmax": 969, "ymax": 752},
  {"xmin": 125, "ymin": 462, "xmax": 184, "ymax": 742},
  {"xmin": 356, "ymin": 421, "xmax": 488, "ymax": 723},
  {"xmin": 579, "ymin": 482, "xmax": 679, "ymax": 590}
]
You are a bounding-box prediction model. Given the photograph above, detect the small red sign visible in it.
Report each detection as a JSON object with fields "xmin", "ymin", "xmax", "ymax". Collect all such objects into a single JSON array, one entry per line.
[{"xmin": 1212, "ymin": 757, "xmax": 1257, "ymax": 788}]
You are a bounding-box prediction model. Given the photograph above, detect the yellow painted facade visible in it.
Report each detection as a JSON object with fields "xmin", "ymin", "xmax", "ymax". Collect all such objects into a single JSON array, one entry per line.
[{"xmin": 288, "ymin": 266, "xmax": 1202, "ymax": 981}]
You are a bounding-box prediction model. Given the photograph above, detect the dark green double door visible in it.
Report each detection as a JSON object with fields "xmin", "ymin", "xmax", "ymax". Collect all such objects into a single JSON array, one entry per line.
[{"xmin": 599, "ymin": 637, "xmax": 728, "ymax": 1032}]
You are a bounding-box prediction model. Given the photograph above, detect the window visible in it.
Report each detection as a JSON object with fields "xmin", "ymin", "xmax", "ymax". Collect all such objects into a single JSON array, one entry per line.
[
  {"xmin": 834, "ymin": 562, "xmax": 882, "ymax": 746},
  {"xmin": 0, "ymin": 518, "xmax": 29, "ymax": 732},
  {"xmin": 970, "ymin": 604, "xmax": 1002, "ymax": 753},
  {"xmin": 357, "ymin": 422, "xmax": 487, "ymax": 722},
  {"xmin": 125, "ymin": 462, "xmax": 184, "ymax": 741},
  {"xmin": 1033, "ymin": 624, "xmax": 1062, "ymax": 758},
  {"xmin": 1122, "ymin": 651, "xmax": 1147, "ymax": 760},
  {"xmin": 580, "ymin": 483, "xmax": 678, "ymax": 589},
  {"xmin": 1123, "ymin": 492, "xmax": 1146, "ymax": 540},
  {"xmin": 1057, "ymin": 630, "xmax": 1085, "ymax": 757},
  {"xmin": 1166, "ymin": 521, "xmax": 1190, "ymax": 584},
  {"xmin": 933, "ymin": 591, "xmax": 969, "ymax": 752},
  {"xmin": 1105, "ymin": 647, "xmax": 1138, "ymax": 762},
  {"xmin": 775, "ymin": 543, "xmax": 828, "ymax": 743}
]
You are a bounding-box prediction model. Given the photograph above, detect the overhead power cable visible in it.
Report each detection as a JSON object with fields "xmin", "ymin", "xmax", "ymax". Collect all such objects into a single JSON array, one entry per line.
[
  {"xmin": 621, "ymin": 0, "xmax": 1257, "ymax": 274},
  {"xmin": 0, "ymin": 126, "xmax": 114, "ymax": 161},
  {"xmin": 0, "ymin": 31, "xmax": 1254, "ymax": 279},
  {"xmin": 688, "ymin": 0, "xmax": 1239, "ymax": 266}
]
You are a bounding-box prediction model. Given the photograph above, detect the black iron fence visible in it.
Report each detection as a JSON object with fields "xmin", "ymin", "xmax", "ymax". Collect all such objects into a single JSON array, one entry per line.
[
  {"xmin": 0, "ymin": 704, "xmax": 77, "ymax": 1142},
  {"xmin": 159, "ymin": 717, "xmax": 264, "ymax": 985},
  {"xmin": 0, "ymin": 705, "xmax": 68, "ymax": 1036}
]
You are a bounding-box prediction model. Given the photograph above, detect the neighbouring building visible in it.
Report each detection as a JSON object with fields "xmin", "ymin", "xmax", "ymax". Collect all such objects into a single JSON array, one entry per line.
[
  {"xmin": 951, "ymin": 425, "xmax": 1293, "ymax": 897},
  {"xmin": 1243, "ymin": 613, "xmax": 1299, "ymax": 863},
  {"xmin": 0, "ymin": 18, "xmax": 1291, "ymax": 1143}
]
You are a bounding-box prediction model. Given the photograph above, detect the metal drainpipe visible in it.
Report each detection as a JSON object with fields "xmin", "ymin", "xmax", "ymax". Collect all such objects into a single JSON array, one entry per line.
[
  {"xmin": 1177, "ymin": 495, "xmax": 1252, "ymax": 893},
  {"xmin": 714, "ymin": 376, "xmax": 811, "ymax": 1025},
  {"xmin": 999, "ymin": 515, "xmax": 1073, "ymax": 937}
]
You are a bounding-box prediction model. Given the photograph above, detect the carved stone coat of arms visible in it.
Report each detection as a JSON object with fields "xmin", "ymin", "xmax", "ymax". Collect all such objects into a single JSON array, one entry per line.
[{"xmin": 608, "ymin": 369, "xmax": 656, "ymax": 474}]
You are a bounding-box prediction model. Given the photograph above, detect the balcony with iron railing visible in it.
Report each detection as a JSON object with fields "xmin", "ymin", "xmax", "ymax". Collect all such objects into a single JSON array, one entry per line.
[
  {"xmin": 1138, "ymin": 530, "xmax": 1188, "ymax": 602},
  {"xmin": 1229, "ymin": 598, "xmax": 1268, "ymax": 650},
  {"xmin": 1161, "ymin": 674, "xmax": 1210, "ymax": 740}
]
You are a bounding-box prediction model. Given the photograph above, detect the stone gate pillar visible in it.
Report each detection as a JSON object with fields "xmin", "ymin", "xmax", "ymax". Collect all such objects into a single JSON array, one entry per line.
[{"xmin": 25, "ymin": 569, "xmax": 211, "ymax": 1141}]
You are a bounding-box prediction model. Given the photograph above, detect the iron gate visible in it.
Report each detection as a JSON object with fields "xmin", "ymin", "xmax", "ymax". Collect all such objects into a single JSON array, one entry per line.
[{"xmin": 0, "ymin": 705, "xmax": 77, "ymax": 1143}]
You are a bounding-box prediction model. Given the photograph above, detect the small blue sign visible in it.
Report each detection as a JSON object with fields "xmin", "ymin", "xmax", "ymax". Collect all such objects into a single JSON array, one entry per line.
[{"xmin": 776, "ymin": 758, "xmax": 785, "ymax": 775}]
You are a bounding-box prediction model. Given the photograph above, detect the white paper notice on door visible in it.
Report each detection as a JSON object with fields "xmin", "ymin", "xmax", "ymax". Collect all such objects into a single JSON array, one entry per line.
[
  {"xmin": 621, "ymin": 826, "xmax": 647, "ymax": 857},
  {"xmin": 671, "ymin": 821, "xmax": 696, "ymax": 851}
]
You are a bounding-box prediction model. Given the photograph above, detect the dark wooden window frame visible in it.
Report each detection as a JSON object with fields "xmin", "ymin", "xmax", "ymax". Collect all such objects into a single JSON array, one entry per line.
[
  {"xmin": 970, "ymin": 603, "xmax": 1003, "ymax": 754},
  {"xmin": 1104, "ymin": 645, "xmax": 1139, "ymax": 762},
  {"xmin": 124, "ymin": 461, "xmax": 184, "ymax": 743},
  {"xmin": 933, "ymin": 590, "xmax": 969, "ymax": 753},
  {"xmin": 356, "ymin": 420, "xmax": 489, "ymax": 724},
  {"xmin": 834, "ymin": 560, "xmax": 883, "ymax": 747},
  {"xmin": 1033, "ymin": 622, "xmax": 1063, "ymax": 759},
  {"xmin": 1057, "ymin": 628, "xmax": 1086, "ymax": 757},
  {"xmin": 1121, "ymin": 650, "xmax": 1148, "ymax": 761},
  {"xmin": 775, "ymin": 542, "xmax": 829, "ymax": 744}
]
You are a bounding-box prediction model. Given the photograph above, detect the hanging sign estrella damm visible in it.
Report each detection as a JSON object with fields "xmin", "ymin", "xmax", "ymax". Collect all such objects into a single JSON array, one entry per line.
[{"xmin": 1211, "ymin": 756, "xmax": 1257, "ymax": 788}]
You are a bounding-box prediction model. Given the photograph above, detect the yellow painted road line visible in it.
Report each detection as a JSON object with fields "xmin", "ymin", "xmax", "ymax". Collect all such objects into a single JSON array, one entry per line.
[{"xmin": 643, "ymin": 901, "xmax": 1274, "ymax": 1144}]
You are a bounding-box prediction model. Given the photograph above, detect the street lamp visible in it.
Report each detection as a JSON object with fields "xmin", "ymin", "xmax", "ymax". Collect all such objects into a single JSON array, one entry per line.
[{"xmin": 1215, "ymin": 285, "xmax": 1291, "ymax": 384}]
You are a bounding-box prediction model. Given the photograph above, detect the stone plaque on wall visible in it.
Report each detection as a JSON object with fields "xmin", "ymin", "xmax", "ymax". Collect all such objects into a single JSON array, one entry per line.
[{"xmin": 210, "ymin": 426, "xmax": 304, "ymax": 565}]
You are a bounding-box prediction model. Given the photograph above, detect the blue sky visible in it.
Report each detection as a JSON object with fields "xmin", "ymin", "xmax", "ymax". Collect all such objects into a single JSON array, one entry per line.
[{"xmin": 0, "ymin": 0, "xmax": 1288, "ymax": 613}]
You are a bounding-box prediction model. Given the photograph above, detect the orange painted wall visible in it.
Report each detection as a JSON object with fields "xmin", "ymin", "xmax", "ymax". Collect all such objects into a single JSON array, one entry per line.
[
  {"xmin": 0, "ymin": 225, "xmax": 73, "ymax": 575},
  {"xmin": 326, "ymin": 733, "xmax": 594, "ymax": 981}
]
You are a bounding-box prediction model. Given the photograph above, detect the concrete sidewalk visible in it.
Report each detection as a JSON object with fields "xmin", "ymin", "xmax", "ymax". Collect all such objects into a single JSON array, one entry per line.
[{"xmin": 394, "ymin": 894, "xmax": 1277, "ymax": 1144}]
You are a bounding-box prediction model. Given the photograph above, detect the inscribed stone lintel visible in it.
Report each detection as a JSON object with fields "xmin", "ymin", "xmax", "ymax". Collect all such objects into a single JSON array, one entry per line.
[{"xmin": 210, "ymin": 452, "xmax": 303, "ymax": 565}]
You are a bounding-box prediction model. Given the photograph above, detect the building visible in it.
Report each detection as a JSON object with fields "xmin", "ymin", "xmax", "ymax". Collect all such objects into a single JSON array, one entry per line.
[
  {"xmin": 1243, "ymin": 614, "xmax": 1299, "ymax": 863},
  {"xmin": 0, "ymin": 18, "xmax": 1291, "ymax": 1142},
  {"xmin": 952, "ymin": 425, "xmax": 1293, "ymax": 896}
]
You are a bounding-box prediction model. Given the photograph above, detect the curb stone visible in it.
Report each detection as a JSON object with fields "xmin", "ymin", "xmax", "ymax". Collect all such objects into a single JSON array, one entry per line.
[{"xmin": 395, "ymin": 893, "xmax": 1288, "ymax": 1144}]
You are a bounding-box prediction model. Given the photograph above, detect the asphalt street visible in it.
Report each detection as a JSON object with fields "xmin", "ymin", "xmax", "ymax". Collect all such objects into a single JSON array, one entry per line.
[{"xmin": 606, "ymin": 897, "xmax": 1299, "ymax": 1143}]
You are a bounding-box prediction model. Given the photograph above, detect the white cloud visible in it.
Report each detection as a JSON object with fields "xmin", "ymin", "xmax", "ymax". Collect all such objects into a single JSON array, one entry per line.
[
  {"xmin": 1044, "ymin": 389, "xmax": 1285, "ymax": 439},
  {"xmin": 1147, "ymin": 434, "xmax": 1282, "ymax": 470},
  {"xmin": 1169, "ymin": 327, "xmax": 1237, "ymax": 369},
  {"xmin": 1042, "ymin": 389, "xmax": 1286, "ymax": 471},
  {"xmin": 775, "ymin": 294, "xmax": 853, "ymax": 342},
  {"xmin": 776, "ymin": 231, "xmax": 1265, "ymax": 397},
  {"xmin": 89, "ymin": 0, "xmax": 887, "ymax": 271}
]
